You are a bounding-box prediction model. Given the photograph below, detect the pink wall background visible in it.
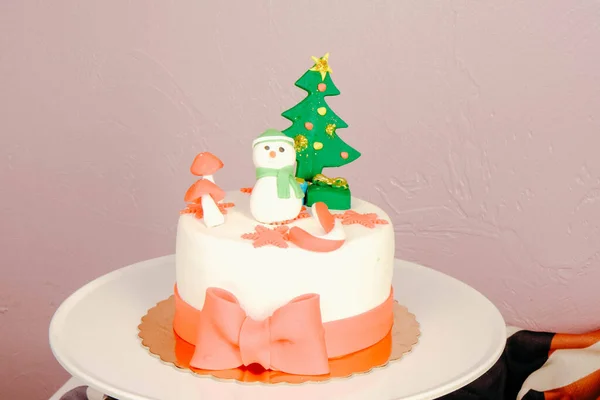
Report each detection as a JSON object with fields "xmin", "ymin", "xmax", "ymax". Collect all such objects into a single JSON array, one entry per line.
[{"xmin": 2, "ymin": 1, "xmax": 600, "ymax": 398}]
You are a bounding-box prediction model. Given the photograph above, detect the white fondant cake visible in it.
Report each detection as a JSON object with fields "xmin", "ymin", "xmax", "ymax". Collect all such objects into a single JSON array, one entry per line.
[{"xmin": 175, "ymin": 191, "xmax": 395, "ymax": 323}]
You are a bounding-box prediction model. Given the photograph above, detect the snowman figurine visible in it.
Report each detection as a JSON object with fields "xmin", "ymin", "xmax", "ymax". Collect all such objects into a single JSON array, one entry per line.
[{"xmin": 250, "ymin": 129, "xmax": 304, "ymax": 224}]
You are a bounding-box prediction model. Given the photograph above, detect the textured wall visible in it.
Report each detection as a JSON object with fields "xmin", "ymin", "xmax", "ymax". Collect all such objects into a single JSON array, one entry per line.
[{"xmin": 2, "ymin": 1, "xmax": 600, "ymax": 398}]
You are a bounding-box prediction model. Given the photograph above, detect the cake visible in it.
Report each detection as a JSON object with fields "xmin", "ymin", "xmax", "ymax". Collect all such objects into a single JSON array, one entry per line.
[{"xmin": 171, "ymin": 53, "xmax": 398, "ymax": 377}]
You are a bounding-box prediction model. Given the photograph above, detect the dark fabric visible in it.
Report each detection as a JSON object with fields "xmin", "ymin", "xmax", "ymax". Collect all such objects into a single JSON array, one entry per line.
[
  {"xmin": 439, "ymin": 352, "xmax": 508, "ymax": 399},
  {"xmin": 440, "ymin": 330, "xmax": 554, "ymax": 400},
  {"xmin": 503, "ymin": 331, "xmax": 555, "ymax": 399},
  {"xmin": 440, "ymin": 329, "xmax": 600, "ymax": 400},
  {"xmin": 521, "ymin": 390, "xmax": 545, "ymax": 400},
  {"xmin": 59, "ymin": 386, "xmax": 88, "ymax": 400}
]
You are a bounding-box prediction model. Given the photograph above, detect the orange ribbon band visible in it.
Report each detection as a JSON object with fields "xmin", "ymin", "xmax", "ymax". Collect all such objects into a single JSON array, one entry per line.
[{"xmin": 173, "ymin": 285, "xmax": 395, "ymax": 367}]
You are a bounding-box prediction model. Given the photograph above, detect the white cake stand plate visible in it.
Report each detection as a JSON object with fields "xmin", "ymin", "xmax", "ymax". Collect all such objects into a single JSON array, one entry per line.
[{"xmin": 50, "ymin": 256, "xmax": 505, "ymax": 400}]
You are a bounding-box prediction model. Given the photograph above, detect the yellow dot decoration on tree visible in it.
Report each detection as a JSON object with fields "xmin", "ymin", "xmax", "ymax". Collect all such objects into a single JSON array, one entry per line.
[
  {"xmin": 313, "ymin": 141, "xmax": 324, "ymax": 150},
  {"xmin": 317, "ymin": 107, "xmax": 327, "ymax": 116},
  {"xmin": 325, "ymin": 123, "xmax": 336, "ymax": 136},
  {"xmin": 294, "ymin": 135, "xmax": 308, "ymax": 152}
]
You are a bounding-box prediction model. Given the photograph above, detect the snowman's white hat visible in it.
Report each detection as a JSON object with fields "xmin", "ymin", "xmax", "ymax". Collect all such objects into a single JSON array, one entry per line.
[{"xmin": 252, "ymin": 129, "xmax": 294, "ymax": 148}]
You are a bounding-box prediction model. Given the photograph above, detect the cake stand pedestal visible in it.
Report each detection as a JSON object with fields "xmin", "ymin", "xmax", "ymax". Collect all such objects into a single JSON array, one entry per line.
[{"xmin": 49, "ymin": 255, "xmax": 505, "ymax": 400}]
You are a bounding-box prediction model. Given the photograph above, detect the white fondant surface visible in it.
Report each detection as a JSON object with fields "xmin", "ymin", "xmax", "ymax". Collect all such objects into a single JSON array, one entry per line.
[{"xmin": 175, "ymin": 191, "xmax": 395, "ymax": 322}]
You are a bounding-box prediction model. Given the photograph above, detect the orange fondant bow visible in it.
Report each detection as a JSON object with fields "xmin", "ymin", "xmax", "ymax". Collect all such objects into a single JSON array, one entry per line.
[{"xmin": 189, "ymin": 288, "xmax": 330, "ymax": 376}]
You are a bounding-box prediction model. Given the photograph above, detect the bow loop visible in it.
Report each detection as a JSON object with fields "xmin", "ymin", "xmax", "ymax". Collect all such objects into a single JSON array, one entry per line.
[
  {"xmin": 192, "ymin": 288, "xmax": 246, "ymax": 370},
  {"xmin": 269, "ymin": 294, "xmax": 329, "ymax": 375}
]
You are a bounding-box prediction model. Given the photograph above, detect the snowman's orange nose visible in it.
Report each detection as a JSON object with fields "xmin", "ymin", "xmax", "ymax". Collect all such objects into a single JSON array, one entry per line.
[{"xmin": 269, "ymin": 151, "xmax": 276, "ymax": 158}]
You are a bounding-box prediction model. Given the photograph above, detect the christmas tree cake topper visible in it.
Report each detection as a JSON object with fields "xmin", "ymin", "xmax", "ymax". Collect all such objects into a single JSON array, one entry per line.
[
  {"xmin": 250, "ymin": 129, "xmax": 305, "ymax": 224},
  {"xmin": 282, "ymin": 53, "xmax": 360, "ymax": 210}
]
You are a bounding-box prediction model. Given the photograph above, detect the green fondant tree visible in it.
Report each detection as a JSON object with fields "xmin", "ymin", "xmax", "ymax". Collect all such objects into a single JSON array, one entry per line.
[{"xmin": 281, "ymin": 53, "xmax": 361, "ymax": 181}]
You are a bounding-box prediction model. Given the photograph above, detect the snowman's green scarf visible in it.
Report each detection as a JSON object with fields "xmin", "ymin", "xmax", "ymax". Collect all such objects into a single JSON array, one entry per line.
[{"xmin": 255, "ymin": 166, "xmax": 304, "ymax": 199}]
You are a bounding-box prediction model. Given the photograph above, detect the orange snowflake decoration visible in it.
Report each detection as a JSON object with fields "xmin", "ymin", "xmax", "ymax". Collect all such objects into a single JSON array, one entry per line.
[
  {"xmin": 180, "ymin": 201, "xmax": 205, "ymax": 218},
  {"xmin": 217, "ymin": 202, "xmax": 235, "ymax": 213},
  {"xmin": 241, "ymin": 225, "xmax": 290, "ymax": 248},
  {"xmin": 180, "ymin": 201, "xmax": 235, "ymax": 219},
  {"xmin": 335, "ymin": 210, "xmax": 389, "ymax": 228}
]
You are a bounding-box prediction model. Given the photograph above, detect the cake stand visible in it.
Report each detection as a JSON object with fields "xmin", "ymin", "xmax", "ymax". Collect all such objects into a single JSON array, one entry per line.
[{"xmin": 49, "ymin": 255, "xmax": 505, "ymax": 400}]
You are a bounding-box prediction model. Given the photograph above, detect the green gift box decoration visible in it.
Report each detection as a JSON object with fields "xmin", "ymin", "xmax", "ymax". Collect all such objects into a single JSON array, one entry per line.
[{"xmin": 305, "ymin": 174, "xmax": 351, "ymax": 210}]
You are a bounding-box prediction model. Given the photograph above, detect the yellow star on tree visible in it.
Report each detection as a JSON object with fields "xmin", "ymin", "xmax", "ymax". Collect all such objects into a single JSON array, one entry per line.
[{"xmin": 310, "ymin": 52, "xmax": 333, "ymax": 80}]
